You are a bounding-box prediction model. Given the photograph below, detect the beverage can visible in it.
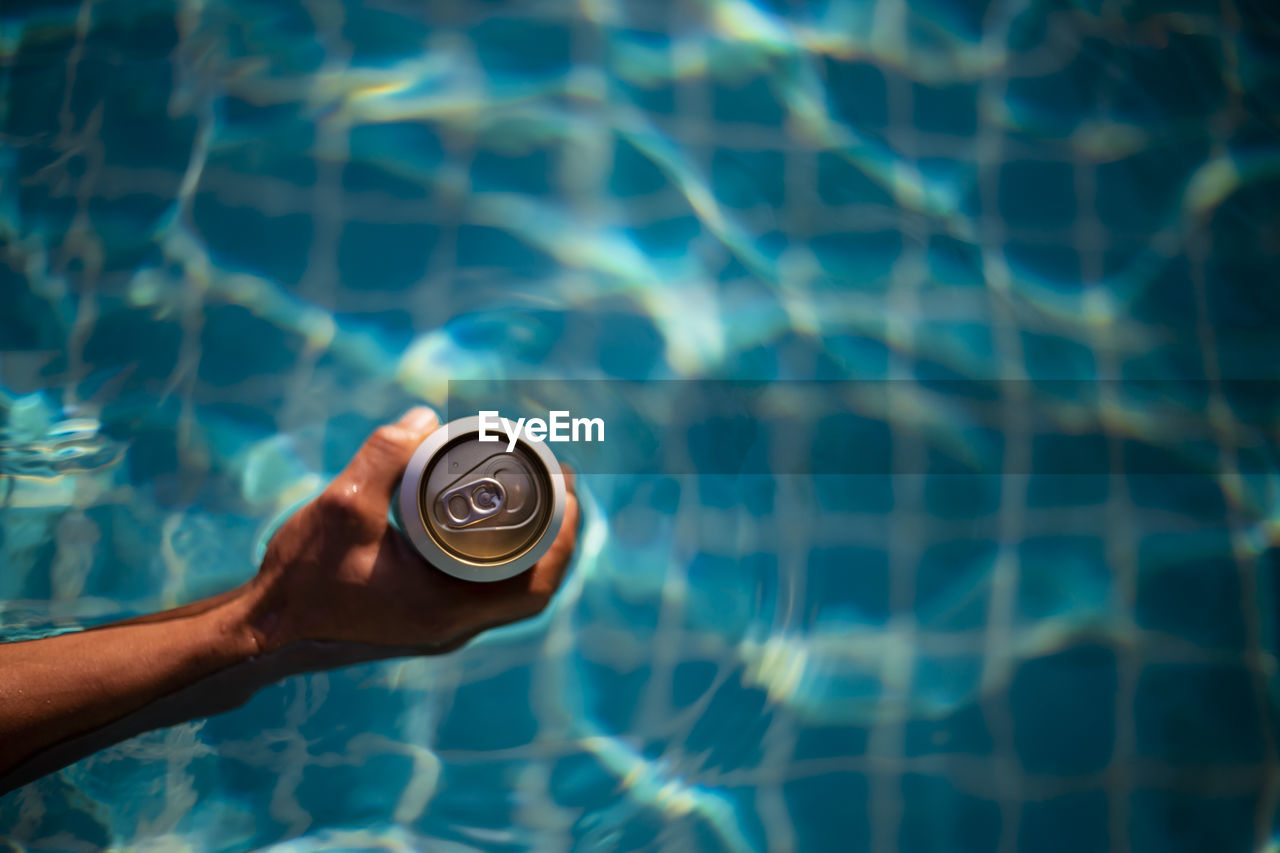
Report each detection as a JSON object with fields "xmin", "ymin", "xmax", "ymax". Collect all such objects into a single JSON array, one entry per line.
[{"xmin": 396, "ymin": 415, "xmax": 567, "ymax": 582}]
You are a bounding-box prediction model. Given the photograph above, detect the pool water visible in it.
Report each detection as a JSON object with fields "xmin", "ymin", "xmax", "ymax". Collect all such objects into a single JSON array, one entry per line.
[{"xmin": 2, "ymin": 0, "xmax": 1279, "ymax": 850}]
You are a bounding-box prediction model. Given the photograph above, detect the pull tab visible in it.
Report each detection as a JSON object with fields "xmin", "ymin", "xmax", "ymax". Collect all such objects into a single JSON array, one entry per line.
[{"xmin": 438, "ymin": 477, "xmax": 506, "ymax": 529}]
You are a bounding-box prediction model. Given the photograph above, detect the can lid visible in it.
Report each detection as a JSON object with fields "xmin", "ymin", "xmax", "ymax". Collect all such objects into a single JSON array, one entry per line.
[
  {"xmin": 397, "ymin": 415, "xmax": 566, "ymax": 581},
  {"xmin": 417, "ymin": 432, "xmax": 553, "ymax": 564}
]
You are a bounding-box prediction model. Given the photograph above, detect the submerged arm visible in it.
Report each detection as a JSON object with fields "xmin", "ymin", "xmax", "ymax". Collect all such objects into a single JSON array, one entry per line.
[{"xmin": 0, "ymin": 407, "xmax": 579, "ymax": 794}]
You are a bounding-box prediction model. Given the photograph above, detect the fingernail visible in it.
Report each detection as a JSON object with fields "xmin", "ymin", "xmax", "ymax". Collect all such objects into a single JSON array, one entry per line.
[{"xmin": 401, "ymin": 406, "xmax": 438, "ymax": 432}]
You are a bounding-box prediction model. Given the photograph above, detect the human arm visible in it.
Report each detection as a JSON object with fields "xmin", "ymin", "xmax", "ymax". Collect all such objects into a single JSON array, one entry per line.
[{"xmin": 0, "ymin": 407, "xmax": 580, "ymax": 791}]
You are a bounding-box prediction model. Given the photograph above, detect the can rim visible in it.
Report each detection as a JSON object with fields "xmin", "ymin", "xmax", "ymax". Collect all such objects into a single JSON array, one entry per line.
[{"xmin": 397, "ymin": 415, "xmax": 567, "ymax": 582}]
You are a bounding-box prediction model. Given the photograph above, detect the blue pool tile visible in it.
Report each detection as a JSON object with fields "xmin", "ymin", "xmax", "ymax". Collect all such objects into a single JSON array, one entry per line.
[
  {"xmin": 685, "ymin": 415, "xmax": 769, "ymax": 476},
  {"xmin": 739, "ymin": 476, "xmax": 777, "ymax": 516},
  {"xmin": 550, "ymin": 752, "xmax": 619, "ymax": 810},
  {"xmin": 1220, "ymin": 377, "xmax": 1280, "ymax": 429},
  {"xmin": 337, "ymin": 220, "xmax": 438, "ymax": 291},
  {"xmin": 1015, "ymin": 536, "xmax": 1110, "ymax": 622},
  {"xmin": 712, "ymin": 149, "xmax": 786, "ymax": 209},
  {"xmin": 672, "ymin": 660, "xmax": 720, "ymax": 710},
  {"xmin": 1010, "ymin": 644, "xmax": 1116, "ymax": 775},
  {"xmin": 0, "ymin": 787, "xmax": 111, "ymax": 851},
  {"xmin": 900, "ymin": 774, "xmax": 1002, "ymax": 853},
  {"xmin": 699, "ymin": 788, "xmax": 769, "ymax": 852},
  {"xmin": 805, "ymin": 545, "xmax": 891, "ymax": 626},
  {"xmin": 684, "ymin": 675, "xmax": 773, "ymax": 773},
  {"xmin": 341, "ymin": 161, "xmax": 430, "ymax": 200},
  {"xmin": 810, "ymin": 229, "xmax": 902, "ymax": 291},
  {"xmin": 192, "ymin": 197, "xmax": 313, "ymax": 287},
  {"xmin": 1095, "ymin": 144, "xmax": 1202, "ymax": 234},
  {"xmin": 912, "ymin": 82, "xmax": 979, "ymax": 135},
  {"xmin": 924, "ymin": 473, "xmax": 1002, "ymax": 519},
  {"xmin": 814, "ymin": 474, "xmax": 895, "ymax": 514},
  {"xmin": 904, "ymin": 699, "xmax": 994, "ymax": 757},
  {"xmin": 1216, "ymin": 330, "xmax": 1280, "ymax": 385},
  {"xmin": 998, "ymin": 160, "xmax": 1076, "ymax": 229},
  {"xmin": 1, "ymin": 518, "xmax": 57, "ymax": 601},
  {"xmin": 793, "ymin": 723, "xmax": 870, "ymax": 762},
  {"xmin": 198, "ymin": 303, "xmax": 302, "ymax": 388},
  {"xmin": 581, "ymin": 660, "xmax": 654, "ymax": 732},
  {"xmin": 473, "ymin": 18, "xmax": 572, "ymax": 80},
  {"xmin": 1006, "ymin": 1, "xmax": 1050, "ymax": 51},
  {"xmin": 1257, "ymin": 549, "xmax": 1280, "ymax": 675},
  {"xmin": 685, "ymin": 551, "xmax": 778, "ymax": 638},
  {"xmin": 294, "ymin": 753, "xmax": 414, "ymax": 826},
  {"xmin": 1134, "ymin": 663, "xmax": 1264, "ymax": 765},
  {"xmin": 609, "ymin": 489, "xmax": 674, "ymax": 547},
  {"xmin": 1116, "ymin": 35, "xmax": 1227, "ymax": 123},
  {"xmin": 1019, "ymin": 791, "xmax": 1109, "ymax": 853},
  {"xmin": 204, "ymin": 136, "xmax": 319, "ymax": 191},
  {"xmin": 1004, "ymin": 242, "xmax": 1081, "ymax": 293},
  {"xmin": 1026, "ymin": 470, "xmax": 1109, "ymax": 508},
  {"xmin": 435, "ymin": 666, "xmax": 538, "ymax": 751},
  {"xmin": 611, "ymin": 55, "xmax": 678, "ymax": 115},
  {"xmin": 823, "ymin": 332, "xmax": 891, "ymax": 378},
  {"xmin": 1003, "ymin": 46, "xmax": 1104, "ymax": 137},
  {"xmin": 98, "ymin": 78, "xmax": 197, "ymax": 173},
  {"xmin": 471, "ymin": 144, "xmax": 555, "ymax": 196},
  {"xmin": 15, "ymin": 151, "xmax": 79, "ymax": 238},
  {"xmin": 912, "ymin": 657, "xmax": 985, "ymax": 722},
  {"xmin": 1029, "ymin": 431, "xmax": 1111, "ymax": 479},
  {"xmin": 785, "ymin": 772, "xmax": 871, "ymax": 852},
  {"xmin": 1121, "ymin": 345, "xmax": 1209, "ymax": 396},
  {"xmin": 1129, "ymin": 788, "xmax": 1258, "ymax": 853},
  {"xmin": 914, "ymin": 324, "xmax": 995, "ymax": 389},
  {"xmin": 711, "ymin": 70, "xmax": 787, "ymax": 127},
  {"xmin": 925, "ymin": 0, "xmax": 993, "ymax": 38},
  {"xmin": 595, "ymin": 309, "xmax": 663, "ymax": 378},
  {"xmin": 122, "ymin": 423, "xmax": 181, "ymax": 486},
  {"xmin": 433, "ymin": 762, "xmax": 519, "ymax": 838},
  {"xmin": 926, "ymin": 234, "xmax": 986, "ymax": 289},
  {"xmin": 915, "ymin": 539, "xmax": 997, "ymax": 630},
  {"xmin": 816, "ymin": 152, "xmax": 896, "ymax": 207},
  {"xmin": 456, "ymin": 224, "xmax": 555, "ymax": 276},
  {"xmin": 743, "ymin": 327, "xmax": 848, "ymax": 381},
  {"xmin": 1135, "ymin": 531, "xmax": 1245, "ymax": 650},
  {"xmin": 1130, "ymin": 0, "xmax": 1219, "ymax": 12},
  {"xmin": 810, "ymin": 412, "xmax": 892, "ymax": 477},
  {"xmin": 609, "ymin": 137, "xmax": 670, "ymax": 197},
  {"xmin": 5, "ymin": 40, "xmax": 69, "ymax": 139},
  {"xmin": 83, "ymin": 303, "xmax": 183, "ymax": 384},
  {"xmin": 695, "ymin": 475, "xmax": 773, "ymax": 513},
  {"xmin": 631, "ymin": 214, "xmax": 702, "ymax": 260},
  {"xmin": 1126, "ymin": 469, "xmax": 1226, "ymax": 519},
  {"xmin": 342, "ymin": 5, "xmax": 432, "ymax": 65},
  {"xmin": 348, "ymin": 121, "xmax": 444, "ymax": 170},
  {"xmin": 588, "ymin": 805, "xmax": 666, "ymax": 852},
  {"xmin": 1206, "ymin": 254, "xmax": 1280, "ymax": 334},
  {"xmin": 223, "ymin": 2, "xmax": 324, "ymax": 75},
  {"xmin": 823, "ymin": 59, "xmax": 888, "ymax": 129}
]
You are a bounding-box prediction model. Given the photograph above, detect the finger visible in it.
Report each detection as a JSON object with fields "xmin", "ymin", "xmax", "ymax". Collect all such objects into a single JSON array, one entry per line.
[
  {"xmin": 394, "ymin": 490, "xmax": 581, "ymax": 642},
  {"xmin": 523, "ymin": 488, "xmax": 581, "ymax": 600},
  {"xmin": 330, "ymin": 407, "xmax": 438, "ymax": 515},
  {"xmin": 558, "ymin": 462, "xmax": 577, "ymax": 496}
]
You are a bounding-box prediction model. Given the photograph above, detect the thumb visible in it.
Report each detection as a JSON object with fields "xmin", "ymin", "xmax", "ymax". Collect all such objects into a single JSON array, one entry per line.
[{"xmin": 334, "ymin": 407, "xmax": 439, "ymax": 512}]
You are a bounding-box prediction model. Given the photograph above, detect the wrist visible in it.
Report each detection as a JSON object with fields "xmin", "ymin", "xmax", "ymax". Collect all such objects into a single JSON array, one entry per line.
[{"xmin": 209, "ymin": 578, "xmax": 293, "ymax": 658}]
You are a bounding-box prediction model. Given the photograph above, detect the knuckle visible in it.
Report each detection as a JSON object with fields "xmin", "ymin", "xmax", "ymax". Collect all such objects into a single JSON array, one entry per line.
[
  {"xmin": 525, "ymin": 585, "xmax": 554, "ymax": 613},
  {"xmin": 368, "ymin": 424, "xmax": 410, "ymax": 454},
  {"xmin": 318, "ymin": 483, "xmax": 365, "ymax": 521}
]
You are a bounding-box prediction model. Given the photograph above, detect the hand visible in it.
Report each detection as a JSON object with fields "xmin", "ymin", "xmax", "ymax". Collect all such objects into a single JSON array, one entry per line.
[
  {"xmin": 0, "ymin": 406, "xmax": 579, "ymax": 790},
  {"xmin": 244, "ymin": 407, "xmax": 580, "ymax": 653}
]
